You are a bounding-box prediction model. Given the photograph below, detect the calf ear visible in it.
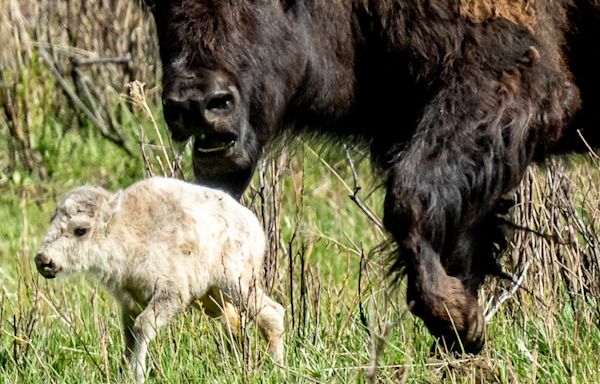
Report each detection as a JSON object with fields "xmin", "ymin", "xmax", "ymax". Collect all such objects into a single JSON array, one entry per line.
[
  {"xmin": 281, "ymin": 0, "xmax": 295, "ymax": 12},
  {"xmin": 102, "ymin": 190, "xmax": 124, "ymax": 225},
  {"xmin": 140, "ymin": 0, "xmax": 155, "ymax": 12}
]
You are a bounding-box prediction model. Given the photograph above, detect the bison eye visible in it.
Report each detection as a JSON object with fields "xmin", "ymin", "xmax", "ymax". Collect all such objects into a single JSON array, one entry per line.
[{"xmin": 74, "ymin": 227, "xmax": 88, "ymax": 237}]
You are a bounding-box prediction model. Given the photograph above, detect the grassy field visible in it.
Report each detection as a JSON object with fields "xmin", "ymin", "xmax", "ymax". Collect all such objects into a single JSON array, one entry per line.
[
  {"xmin": 1, "ymin": 1, "xmax": 599, "ymax": 382},
  {"xmin": 1, "ymin": 115, "xmax": 599, "ymax": 383}
]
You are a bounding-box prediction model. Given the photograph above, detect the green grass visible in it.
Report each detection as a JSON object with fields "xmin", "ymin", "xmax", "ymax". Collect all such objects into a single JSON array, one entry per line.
[{"xmin": 1, "ymin": 122, "xmax": 599, "ymax": 383}]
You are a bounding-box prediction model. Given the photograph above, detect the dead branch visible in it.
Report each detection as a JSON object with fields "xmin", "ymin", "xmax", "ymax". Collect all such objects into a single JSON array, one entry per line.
[
  {"xmin": 484, "ymin": 259, "xmax": 531, "ymax": 322},
  {"xmin": 73, "ymin": 55, "xmax": 131, "ymax": 66},
  {"xmin": 39, "ymin": 49, "xmax": 133, "ymax": 155},
  {"xmin": 343, "ymin": 145, "xmax": 385, "ymax": 231}
]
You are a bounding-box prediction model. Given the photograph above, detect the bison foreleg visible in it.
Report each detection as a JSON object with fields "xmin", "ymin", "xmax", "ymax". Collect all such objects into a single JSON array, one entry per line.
[{"xmin": 382, "ymin": 66, "xmax": 547, "ymax": 352}]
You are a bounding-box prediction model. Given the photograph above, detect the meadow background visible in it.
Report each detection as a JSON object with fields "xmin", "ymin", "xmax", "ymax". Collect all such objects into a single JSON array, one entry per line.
[{"xmin": 1, "ymin": 1, "xmax": 598, "ymax": 383}]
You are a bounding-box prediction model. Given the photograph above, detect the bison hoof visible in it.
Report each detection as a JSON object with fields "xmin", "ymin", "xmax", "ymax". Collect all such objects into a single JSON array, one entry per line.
[
  {"xmin": 431, "ymin": 303, "xmax": 485, "ymax": 354},
  {"xmin": 409, "ymin": 275, "xmax": 486, "ymax": 354}
]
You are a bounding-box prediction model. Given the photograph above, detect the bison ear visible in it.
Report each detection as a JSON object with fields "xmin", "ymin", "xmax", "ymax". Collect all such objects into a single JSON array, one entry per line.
[{"xmin": 102, "ymin": 190, "xmax": 124, "ymax": 225}]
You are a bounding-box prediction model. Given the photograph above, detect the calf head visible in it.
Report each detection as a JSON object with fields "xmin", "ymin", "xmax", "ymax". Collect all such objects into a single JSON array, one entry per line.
[
  {"xmin": 35, "ymin": 186, "xmax": 122, "ymax": 278},
  {"xmin": 147, "ymin": 0, "xmax": 306, "ymax": 197}
]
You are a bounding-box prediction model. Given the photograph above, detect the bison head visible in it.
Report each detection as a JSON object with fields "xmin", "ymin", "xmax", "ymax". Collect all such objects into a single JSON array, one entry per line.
[
  {"xmin": 149, "ymin": 1, "xmax": 306, "ymax": 198},
  {"xmin": 35, "ymin": 186, "xmax": 122, "ymax": 278}
]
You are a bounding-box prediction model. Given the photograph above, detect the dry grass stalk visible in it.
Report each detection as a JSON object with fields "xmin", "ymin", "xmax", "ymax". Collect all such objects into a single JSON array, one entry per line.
[
  {"xmin": 485, "ymin": 158, "xmax": 600, "ymax": 328},
  {"xmin": 125, "ymin": 80, "xmax": 183, "ymax": 179}
]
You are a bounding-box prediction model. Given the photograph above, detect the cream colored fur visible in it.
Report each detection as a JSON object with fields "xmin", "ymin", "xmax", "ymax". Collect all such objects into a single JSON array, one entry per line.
[{"xmin": 36, "ymin": 177, "xmax": 285, "ymax": 382}]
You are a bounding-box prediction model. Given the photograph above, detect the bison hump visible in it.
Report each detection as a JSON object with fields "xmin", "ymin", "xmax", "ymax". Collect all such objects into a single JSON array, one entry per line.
[{"xmin": 459, "ymin": 0, "xmax": 537, "ymax": 30}]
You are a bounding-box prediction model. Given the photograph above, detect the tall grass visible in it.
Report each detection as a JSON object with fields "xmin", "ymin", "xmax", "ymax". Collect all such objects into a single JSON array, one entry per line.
[{"xmin": 1, "ymin": 1, "xmax": 599, "ymax": 383}]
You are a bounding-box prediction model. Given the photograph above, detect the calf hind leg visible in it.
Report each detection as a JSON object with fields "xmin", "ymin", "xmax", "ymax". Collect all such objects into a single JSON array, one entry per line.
[
  {"xmin": 199, "ymin": 287, "xmax": 242, "ymax": 338},
  {"xmin": 253, "ymin": 291, "xmax": 285, "ymax": 364},
  {"xmin": 223, "ymin": 279, "xmax": 285, "ymax": 364}
]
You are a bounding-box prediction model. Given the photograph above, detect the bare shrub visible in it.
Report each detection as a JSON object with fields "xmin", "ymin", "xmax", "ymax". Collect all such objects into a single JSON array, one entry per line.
[{"xmin": 0, "ymin": 0, "xmax": 158, "ymax": 174}]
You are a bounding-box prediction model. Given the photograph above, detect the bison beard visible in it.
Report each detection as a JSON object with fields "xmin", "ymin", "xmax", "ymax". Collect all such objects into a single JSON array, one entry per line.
[{"xmin": 148, "ymin": 0, "xmax": 600, "ymax": 353}]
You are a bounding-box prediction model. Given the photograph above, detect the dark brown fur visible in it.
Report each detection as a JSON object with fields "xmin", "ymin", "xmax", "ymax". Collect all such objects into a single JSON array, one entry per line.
[
  {"xmin": 147, "ymin": 0, "xmax": 600, "ymax": 352},
  {"xmin": 459, "ymin": 0, "xmax": 537, "ymax": 29}
]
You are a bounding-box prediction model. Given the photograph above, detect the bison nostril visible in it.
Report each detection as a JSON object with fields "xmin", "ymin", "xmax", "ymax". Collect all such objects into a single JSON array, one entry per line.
[
  {"xmin": 163, "ymin": 97, "xmax": 195, "ymax": 142},
  {"xmin": 163, "ymin": 98, "xmax": 190, "ymax": 120},
  {"xmin": 205, "ymin": 91, "xmax": 235, "ymax": 113}
]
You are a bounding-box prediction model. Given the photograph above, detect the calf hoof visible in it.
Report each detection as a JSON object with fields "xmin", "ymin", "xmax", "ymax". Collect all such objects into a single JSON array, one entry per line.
[{"xmin": 409, "ymin": 275, "xmax": 486, "ymax": 354}]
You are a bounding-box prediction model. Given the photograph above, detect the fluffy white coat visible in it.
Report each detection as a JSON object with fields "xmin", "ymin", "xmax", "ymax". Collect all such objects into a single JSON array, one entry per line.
[{"xmin": 35, "ymin": 177, "xmax": 285, "ymax": 382}]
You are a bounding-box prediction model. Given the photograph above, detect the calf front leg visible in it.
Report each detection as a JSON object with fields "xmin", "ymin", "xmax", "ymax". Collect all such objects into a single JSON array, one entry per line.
[
  {"xmin": 127, "ymin": 295, "xmax": 181, "ymax": 382},
  {"xmin": 121, "ymin": 303, "xmax": 142, "ymax": 365}
]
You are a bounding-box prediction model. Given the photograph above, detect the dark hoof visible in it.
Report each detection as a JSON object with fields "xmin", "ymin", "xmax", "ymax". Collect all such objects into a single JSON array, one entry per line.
[
  {"xmin": 410, "ymin": 275, "xmax": 486, "ymax": 355},
  {"xmin": 435, "ymin": 299, "xmax": 486, "ymax": 354},
  {"xmin": 431, "ymin": 322, "xmax": 485, "ymax": 355}
]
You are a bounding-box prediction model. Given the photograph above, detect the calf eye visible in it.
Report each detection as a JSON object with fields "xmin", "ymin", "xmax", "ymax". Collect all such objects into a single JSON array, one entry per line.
[{"xmin": 74, "ymin": 227, "xmax": 88, "ymax": 237}]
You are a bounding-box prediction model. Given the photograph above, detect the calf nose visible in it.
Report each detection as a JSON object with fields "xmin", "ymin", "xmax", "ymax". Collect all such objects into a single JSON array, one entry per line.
[
  {"xmin": 35, "ymin": 253, "xmax": 57, "ymax": 279},
  {"xmin": 34, "ymin": 252, "xmax": 46, "ymax": 266}
]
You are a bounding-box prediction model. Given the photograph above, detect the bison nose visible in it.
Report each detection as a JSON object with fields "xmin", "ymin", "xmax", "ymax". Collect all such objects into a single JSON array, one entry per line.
[
  {"xmin": 34, "ymin": 253, "xmax": 57, "ymax": 279},
  {"xmin": 163, "ymin": 90, "xmax": 238, "ymax": 143},
  {"xmin": 163, "ymin": 70, "xmax": 240, "ymax": 144},
  {"xmin": 163, "ymin": 97, "xmax": 194, "ymax": 142},
  {"xmin": 203, "ymin": 89, "xmax": 236, "ymax": 119}
]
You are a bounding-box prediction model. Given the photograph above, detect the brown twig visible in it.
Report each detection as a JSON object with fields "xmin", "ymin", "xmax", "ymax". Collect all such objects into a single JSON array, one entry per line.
[
  {"xmin": 73, "ymin": 55, "xmax": 131, "ymax": 66},
  {"xmin": 343, "ymin": 145, "xmax": 385, "ymax": 231}
]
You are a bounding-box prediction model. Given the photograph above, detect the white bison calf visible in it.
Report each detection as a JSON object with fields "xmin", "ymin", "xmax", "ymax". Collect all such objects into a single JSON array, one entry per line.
[{"xmin": 35, "ymin": 177, "xmax": 285, "ymax": 381}]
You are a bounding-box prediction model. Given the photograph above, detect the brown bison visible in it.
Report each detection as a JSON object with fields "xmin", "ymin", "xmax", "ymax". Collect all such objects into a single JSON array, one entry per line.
[{"xmin": 144, "ymin": 0, "xmax": 600, "ymax": 353}]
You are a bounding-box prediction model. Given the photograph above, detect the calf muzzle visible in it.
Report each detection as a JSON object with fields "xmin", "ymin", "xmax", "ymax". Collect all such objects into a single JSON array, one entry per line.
[{"xmin": 35, "ymin": 253, "xmax": 58, "ymax": 279}]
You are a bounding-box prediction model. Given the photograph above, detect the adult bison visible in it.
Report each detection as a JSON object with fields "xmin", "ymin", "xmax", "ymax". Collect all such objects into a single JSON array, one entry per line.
[{"xmin": 144, "ymin": 0, "xmax": 600, "ymax": 353}]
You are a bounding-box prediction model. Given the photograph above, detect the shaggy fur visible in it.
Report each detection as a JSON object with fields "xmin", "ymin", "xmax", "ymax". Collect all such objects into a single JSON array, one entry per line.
[
  {"xmin": 35, "ymin": 177, "xmax": 285, "ymax": 382},
  {"xmin": 148, "ymin": 0, "xmax": 600, "ymax": 352}
]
